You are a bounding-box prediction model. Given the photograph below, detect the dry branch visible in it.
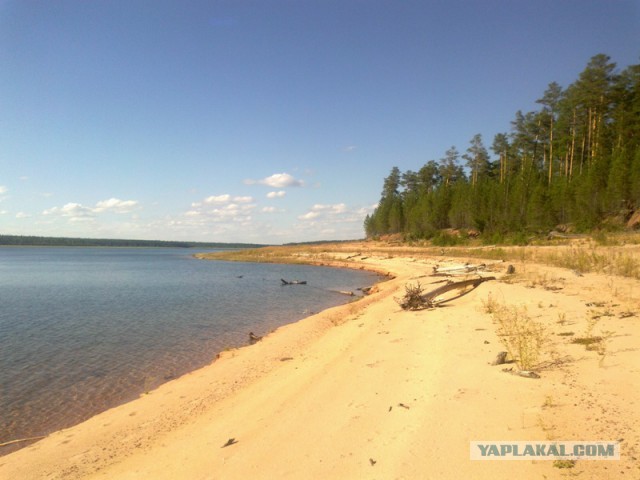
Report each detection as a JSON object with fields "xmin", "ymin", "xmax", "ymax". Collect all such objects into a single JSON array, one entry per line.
[{"xmin": 399, "ymin": 276, "xmax": 496, "ymax": 310}]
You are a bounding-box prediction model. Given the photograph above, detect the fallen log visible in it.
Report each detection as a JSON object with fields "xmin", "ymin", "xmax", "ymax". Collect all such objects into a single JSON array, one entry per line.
[
  {"xmin": 423, "ymin": 276, "xmax": 496, "ymax": 306},
  {"xmin": 431, "ymin": 264, "xmax": 487, "ymax": 276},
  {"xmin": 331, "ymin": 290, "xmax": 355, "ymax": 296},
  {"xmin": 399, "ymin": 276, "xmax": 496, "ymax": 310}
]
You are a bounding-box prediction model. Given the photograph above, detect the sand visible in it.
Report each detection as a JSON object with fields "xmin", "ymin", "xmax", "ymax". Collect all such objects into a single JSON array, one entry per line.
[{"xmin": 1, "ymin": 242, "xmax": 639, "ymax": 479}]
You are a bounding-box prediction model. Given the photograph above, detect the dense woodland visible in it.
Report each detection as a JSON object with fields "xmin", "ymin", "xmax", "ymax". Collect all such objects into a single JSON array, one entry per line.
[
  {"xmin": 0, "ymin": 235, "xmax": 265, "ymax": 249},
  {"xmin": 365, "ymin": 54, "xmax": 640, "ymax": 243}
]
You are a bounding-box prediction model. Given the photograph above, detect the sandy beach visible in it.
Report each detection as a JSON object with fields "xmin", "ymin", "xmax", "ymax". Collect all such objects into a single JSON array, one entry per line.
[{"xmin": 1, "ymin": 241, "xmax": 639, "ymax": 479}]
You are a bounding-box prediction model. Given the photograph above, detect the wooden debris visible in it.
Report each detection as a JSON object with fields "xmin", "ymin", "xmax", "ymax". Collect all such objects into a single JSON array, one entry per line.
[
  {"xmin": 491, "ymin": 351, "xmax": 508, "ymax": 366},
  {"xmin": 332, "ymin": 290, "xmax": 355, "ymax": 296},
  {"xmin": 222, "ymin": 438, "xmax": 238, "ymax": 448},
  {"xmin": 248, "ymin": 332, "xmax": 262, "ymax": 344},
  {"xmin": 431, "ymin": 263, "xmax": 487, "ymax": 277},
  {"xmin": 281, "ymin": 278, "xmax": 307, "ymax": 285},
  {"xmin": 399, "ymin": 276, "xmax": 496, "ymax": 310},
  {"xmin": 547, "ymin": 231, "xmax": 588, "ymax": 240}
]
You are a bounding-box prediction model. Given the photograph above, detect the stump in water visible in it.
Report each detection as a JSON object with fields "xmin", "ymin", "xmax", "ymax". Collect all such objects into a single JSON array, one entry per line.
[{"xmin": 248, "ymin": 332, "xmax": 262, "ymax": 344}]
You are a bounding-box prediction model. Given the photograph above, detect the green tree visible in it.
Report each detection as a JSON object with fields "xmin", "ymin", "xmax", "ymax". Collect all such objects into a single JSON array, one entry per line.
[
  {"xmin": 536, "ymin": 82, "xmax": 563, "ymax": 185},
  {"xmin": 439, "ymin": 146, "xmax": 464, "ymax": 187},
  {"xmin": 462, "ymin": 134, "xmax": 490, "ymax": 187}
]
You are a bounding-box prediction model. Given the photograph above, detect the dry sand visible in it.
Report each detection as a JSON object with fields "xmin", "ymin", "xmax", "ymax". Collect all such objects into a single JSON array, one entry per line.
[{"xmin": 1, "ymin": 242, "xmax": 639, "ymax": 479}]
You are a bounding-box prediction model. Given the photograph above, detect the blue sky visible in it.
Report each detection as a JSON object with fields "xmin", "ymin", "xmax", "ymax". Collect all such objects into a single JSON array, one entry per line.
[{"xmin": 1, "ymin": 0, "xmax": 638, "ymax": 244}]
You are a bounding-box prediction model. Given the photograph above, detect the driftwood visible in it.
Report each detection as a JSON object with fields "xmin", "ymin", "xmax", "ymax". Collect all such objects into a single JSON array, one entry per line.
[
  {"xmin": 422, "ymin": 276, "xmax": 496, "ymax": 306},
  {"xmin": 431, "ymin": 264, "xmax": 487, "ymax": 277},
  {"xmin": 547, "ymin": 231, "xmax": 588, "ymax": 240},
  {"xmin": 281, "ymin": 279, "xmax": 307, "ymax": 285},
  {"xmin": 0, "ymin": 435, "xmax": 46, "ymax": 448},
  {"xmin": 399, "ymin": 276, "xmax": 496, "ymax": 310},
  {"xmin": 248, "ymin": 332, "xmax": 262, "ymax": 344},
  {"xmin": 331, "ymin": 290, "xmax": 355, "ymax": 296}
]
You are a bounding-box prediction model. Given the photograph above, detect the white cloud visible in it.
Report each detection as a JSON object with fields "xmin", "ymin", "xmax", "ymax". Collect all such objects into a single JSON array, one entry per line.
[
  {"xmin": 43, "ymin": 202, "xmax": 94, "ymax": 218},
  {"xmin": 245, "ymin": 173, "xmax": 304, "ymax": 188},
  {"xmin": 294, "ymin": 202, "xmax": 373, "ymax": 240},
  {"xmin": 298, "ymin": 211, "xmax": 319, "ymax": 220},
  {"xmin": 343, "ymin": 145, "xmax": 357, "ymax": 152},
  {"xmin": 0, "ymin": 185, "xmax": 7, "ymax": 194},
  {"xmin": 94, "ymin": 198, "xmax": 139, "ymax": 213},
  {"xmin": 42, "ymin": 198, "xmax": 139, "ymax": 221},
  {"xmin": 203, "ymin": 194, "xmax": 231, "ymax": 204},
  {"xmin": 16, "ymin": 211, "xmax": 30, "ymax": 219},
  {"xmin": 186, "ymin": 193, "xmax": 257, "ymax": 224},
  {"xmin": 201, "ymin": 194, "xmax": 254, "ymax": 205},
  {"xmin": 310, "ymin": 203, "xmax": 347, "ymax": 214},
  {"xmin": 266, "ymin": 190, "xmax": 286, "ymax": 199},
  {"xmin": 262, "ymin": 206, "xmax": 277, "ymax": 213}
]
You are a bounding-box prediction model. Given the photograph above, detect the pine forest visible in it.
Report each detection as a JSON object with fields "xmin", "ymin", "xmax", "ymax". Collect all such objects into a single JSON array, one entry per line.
[{"xmin": 364, "ymin": 54, "xmax": 640, "ymax": 244}]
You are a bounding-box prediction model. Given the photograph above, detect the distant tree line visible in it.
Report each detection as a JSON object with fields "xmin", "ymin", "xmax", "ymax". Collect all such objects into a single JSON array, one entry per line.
[
  {"xmin": 365, "ymin": 54, "xmax": 640, "ymax": 243},
  {"xmin": 0, "ymin": 235, "xmax": 266, "ymax": 249}
]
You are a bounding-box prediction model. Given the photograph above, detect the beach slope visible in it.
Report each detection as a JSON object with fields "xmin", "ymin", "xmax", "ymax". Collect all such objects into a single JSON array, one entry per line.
[{"xmin": 1, "ymin": 243, "xmax": 638, "ymax": 479}]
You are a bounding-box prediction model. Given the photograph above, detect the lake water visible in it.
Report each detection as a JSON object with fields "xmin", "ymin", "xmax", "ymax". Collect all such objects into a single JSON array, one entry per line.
[{"xmin": 0, "ymin": 247, "xmax": 380, "ymax": 451}]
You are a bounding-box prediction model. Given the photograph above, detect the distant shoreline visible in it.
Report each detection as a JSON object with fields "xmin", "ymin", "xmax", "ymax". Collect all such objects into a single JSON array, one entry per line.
[{"xmin": 0, "ymin": 234, "xmax": 266, "ymax": 249}]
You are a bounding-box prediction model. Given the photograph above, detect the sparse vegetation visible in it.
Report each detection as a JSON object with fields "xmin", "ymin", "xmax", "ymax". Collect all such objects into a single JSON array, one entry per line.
[
  {"xmin": 481, "ymin": 292, "xmax": 500, "ymax": 314},
  {"xmin": 553, "ymin": 459, "xmax": 577, "ymax": 469},
  {"xmin": 489, "ymin": 300, "xmax": 546, "ymax": 371}
]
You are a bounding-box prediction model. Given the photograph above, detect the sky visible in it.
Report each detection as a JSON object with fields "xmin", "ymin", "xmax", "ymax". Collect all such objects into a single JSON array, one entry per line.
[{"xmin": 1, "ymin": 1, "xmax": 639, "ymax": 244}]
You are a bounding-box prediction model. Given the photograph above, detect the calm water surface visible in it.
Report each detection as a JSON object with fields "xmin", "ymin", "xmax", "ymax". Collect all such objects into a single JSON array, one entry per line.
[{"xmin": 0, "ymin": 247, "xmax": 380, "ymax": 450}]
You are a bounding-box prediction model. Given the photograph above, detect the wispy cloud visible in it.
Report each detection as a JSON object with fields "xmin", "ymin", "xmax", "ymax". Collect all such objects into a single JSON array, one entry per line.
[
  {"xmin": 192, "ymin": 194, "xmax": 254, "ymax": 208},
  {"xmin": 297, "ymin": 203, "xmax": 349, "ymax": 221},
  {"xmin": 294, "ymin": 202, "xmax": 374, "ymax": 240},
  {"xmin": 266, "ymin": 190, "xmax": 286, "ymax": 199},
  {"xmin": 0, "ymin": 185, "xmax": 7, "ymax": 195},
  {"xmin": 244, "ymin": 173, "xmax": 304, "ymax": 188}
]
